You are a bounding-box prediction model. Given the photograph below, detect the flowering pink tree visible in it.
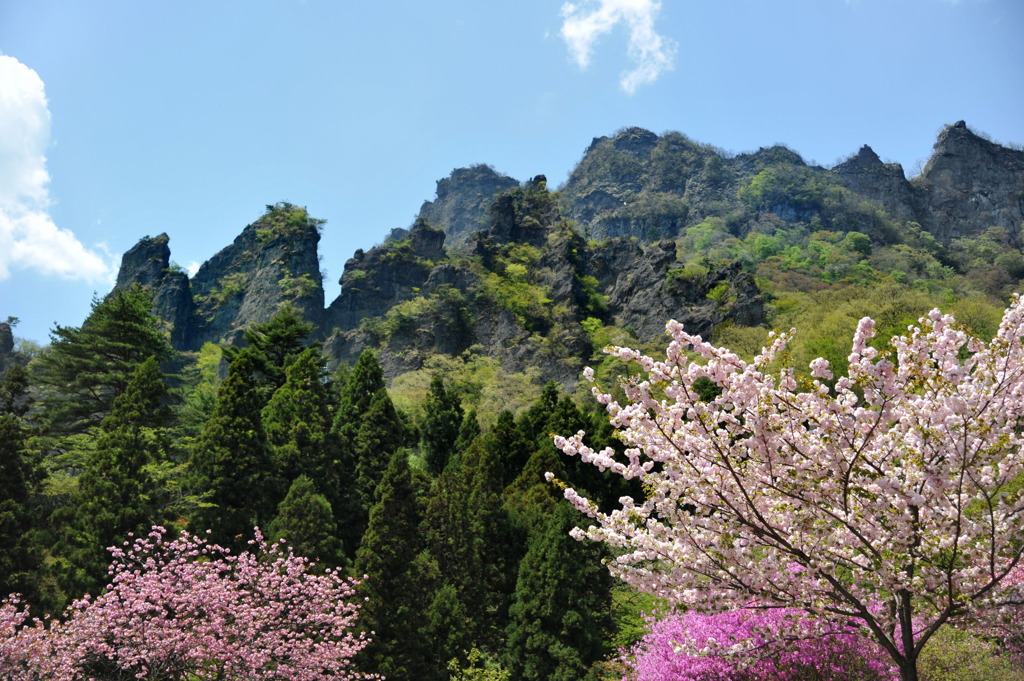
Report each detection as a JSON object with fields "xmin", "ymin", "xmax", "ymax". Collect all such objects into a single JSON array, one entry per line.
[
  {"xmin": 555, "ymin": 297, "xmax": 1024, "ymax": 681},
  {"xmin": 1, "ymin": 527, "xmax": 377, "ymax": 681}
]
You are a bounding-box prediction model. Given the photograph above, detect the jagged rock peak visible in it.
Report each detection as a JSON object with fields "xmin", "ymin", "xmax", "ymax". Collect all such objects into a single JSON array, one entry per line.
[
  {"xmin": 418, "ymin": 164, "xmax": 519, "ymax": 248},
  {"xmin": 115, "ymin": 233, "xmax": 173, "ymax": 291},
  {"xmin": 611, "ymin": 127, "xmax": 660, "ymax": 154},
  {"xmin": 916, "ymin": 121, "xmax": 1024, "ymax": 243}
]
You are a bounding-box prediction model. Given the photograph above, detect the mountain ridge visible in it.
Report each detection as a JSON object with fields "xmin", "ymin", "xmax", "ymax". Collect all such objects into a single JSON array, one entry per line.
[{"xmin": 100, "ymin": 121, "xmax": 1023, "ymax": 385}]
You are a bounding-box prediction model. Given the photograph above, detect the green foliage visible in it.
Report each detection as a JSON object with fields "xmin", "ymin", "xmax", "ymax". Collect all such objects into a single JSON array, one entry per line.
[
  {"xmin": 32, "ymin": 285, "xmax": 172, "ymax": 437},
  {"xmin": 421, "ymin": 374, "xmax": 464, "ymax": 476},
  {"xmin": 481, "ymin": 269, "xmax": 553, "ymax": 333},
  {"xmin": 50, "ymin": 356, "xmax": 173, "ymax": 601},
  {"xmin": 361, "ymin": 286, "xmax": 468, "ymax": 344},
  {"xmin": 917, "ymin": 626, "xmax": 1024, "ymax": 681},
  {"xmin": 354, "ymin": 449, "xmax": 433, "ymax": 680},
  {"xmin": 188, "ymin": 348, "xmax": 278, "ymax": 550},
  {"xmin": 448, "ymin": 648, "xmax": 511, "ymax": 681},
  {"xmin": 256, "ymin": 202, "xmax": 326, "ymax": 240},
  {"xmin": 505, "ymin": 503, "xmax": 614, "ymax": 681},
  {"xmin": 739, "ymin": 164, "xmax": 842, "ymax": 215},
  {"xmin": 0, "ymin": 366, "xmax": 38, "ymax": 601},
  {"xmin": 389, "ymin": 351, "xmax": 543, "ymax": 425},
  {"xmin": 262, "ymin": 346, "xmax": 333, "ymax": 484},
  {"xmin": 268, "ymin": 475, "xmax": 344, "ymax": 567},
  {"xmin": 229, "ymin": 303, "xmax": 316, "ymax": 395},
  {"xmin": 278, "ymin": 271, "xmax": 319, "ymax": 299}
]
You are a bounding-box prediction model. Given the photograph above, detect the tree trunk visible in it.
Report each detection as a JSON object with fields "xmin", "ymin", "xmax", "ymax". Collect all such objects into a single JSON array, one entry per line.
[{"xmin": 899, "ymin": 660, "xmax": 919, "ymax": 681}]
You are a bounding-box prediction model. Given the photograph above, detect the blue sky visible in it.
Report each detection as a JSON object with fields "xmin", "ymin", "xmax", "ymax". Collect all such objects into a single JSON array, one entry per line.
[{"xmin": 1, "ymin": 0, "xmax": 1022, "ymax": 344}]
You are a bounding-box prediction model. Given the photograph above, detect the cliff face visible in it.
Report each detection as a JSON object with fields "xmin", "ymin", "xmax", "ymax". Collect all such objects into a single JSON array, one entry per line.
[
  {"xmin": 112, "ymin": 234, "xmax": 195, "ymax": 348},
  {"xmin": 109, "ymin": 121, "xmax": 1021, "ymax": 383},
  {"xmin": 418, "ymin": 164, "xmax": 520, "ymax": 248},
  {"xmin": 832, "ymin": 145, "xmax": 917, "ymax": 222},
  {"xmin": 912, "ymin": 121, "xmax": 1024, "ymax": 243},
  {"xmin": 189, "ymin": 206, "xmax": 324, "ymax": 349},
  {"xmin": 322, "ymin": 179, "xmax": 764, "ymax": 385}
]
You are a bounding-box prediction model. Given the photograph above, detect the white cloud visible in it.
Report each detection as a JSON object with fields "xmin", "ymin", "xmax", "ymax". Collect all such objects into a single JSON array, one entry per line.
[
  {"xmin": 0, "ymin": 55, "xmax": 115, "ymax": 283},
  {"xmin": 560, "ymin": 0, "xmax": 677, "ymax": 94}
]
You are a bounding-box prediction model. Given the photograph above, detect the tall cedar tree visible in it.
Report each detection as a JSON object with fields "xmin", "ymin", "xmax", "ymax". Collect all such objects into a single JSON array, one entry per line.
[
  {"xmin": 332, "ymin": 351, "xmax": 405, "ymax": 556},
  {"xmin": 32, "ymin": 285, "xmax": 171, "ymax": 437},
  {"xmin": 224, "ymin": 303, "xmax": 314, "ymax": 396},
  {"xmin": 485, "ymin": 410, "xmax": 533, "ymax": 489},
  {"xmin": 419, "ymin": 437, "xmax": 524, "ymax": 675},
  {"xmin": 189, "ymin": 348, "xmax": 278, "ymax": 549},
  {"xmin": 268, "ymin": 474, "xmax": 344, "ymax": 568},
  {"xmin": 354, "ymin": 449, "xmax": 433, "ymax": 681},
  {"xmin": 0, "ymin": 365, "xmax": 37, "ymax": 601},
  {"xmin": 333, "ymin": 350, "xmax": 386, "ymax": 448},
  {"xmin": 50, "ymin": 356, "xmax": 172, "ymax": 601},
  {"xmin": 421, "ymin": 373, "xmax": 464, "ymax": 475},
  {"xmin": 262, "ymin": 345, "xmax": 334, "ymax": 484},
  {"xmin": 505, "ymin": 503, "xmax": 614, "ymax": 681}
]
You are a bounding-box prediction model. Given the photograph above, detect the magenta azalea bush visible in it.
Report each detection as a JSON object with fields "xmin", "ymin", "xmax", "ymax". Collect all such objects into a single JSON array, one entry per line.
[
  {"xmin": 0, "ymin": 527, "xmax": 377, "ymax": 681},
  {"xmin": 623, "ymin": 609, "xmax": 897, "ymax": 681}
]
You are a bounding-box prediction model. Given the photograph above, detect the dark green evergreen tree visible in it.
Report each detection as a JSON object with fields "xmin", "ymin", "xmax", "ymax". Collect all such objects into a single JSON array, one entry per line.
[
  {"xmin": 485, "ymin": 410, "xmax": 533, "ymax": 488},
  {"xmin": 352, "ymin": 390, "xmax": 407, "ymax": 511},
  {"xmin": 224, "ymin": 303, "xmax": 315, "ymax": 395},
  {"xmin": 50, "ymin": 356, "xmax": 172, "ymax": 599},
  {"xmin": 454, "ymin": 409, "xmax": 481, "ymax": 456},
  {"xmin": 333, "ymin": 350, "xmax": 386, "ymax": 448},
  {"xmin": 421, "ymin": 373, "xmax": 464, "ymax": 475},
  {"xmin": 505, "ymin": 503, "xmax": 614, "ymax": 681},
  {"xmin": 515, "ymin": 380, "xmax": 560, "ymax": 443},
  {"xmin": 0, "ymin": 365, "xmax": 38, "ymax": 601},
  {"xmin": 331, "ymin": 351, "xmax": 406, "ymax": 556},
  {"xmin": 354, "ymin": 449, "xmax": 433, "ymax": 681},
  {"xmin": 189, "ymin": 348, "xmax": 278, "ymax": 549},
  {"xmin": 262, "ymin": 345, "xmax": 333, "ymax": 483},
  {"xmin": 32, "ymin": 285, "xmax": 172, "ymax": 437},
  {"xmin": 268, "ymin": 474, "xmax": 343, "ymax": 567}
]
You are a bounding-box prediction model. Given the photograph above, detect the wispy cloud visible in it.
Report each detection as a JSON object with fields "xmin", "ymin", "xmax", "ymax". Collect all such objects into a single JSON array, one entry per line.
[
  {"xmin": 0, "ymin": 55, "xmax": 115, "ymax": 283},
  {"xmin": 560, "ymin": 0, "xmax": 677, "ymax": 94}
]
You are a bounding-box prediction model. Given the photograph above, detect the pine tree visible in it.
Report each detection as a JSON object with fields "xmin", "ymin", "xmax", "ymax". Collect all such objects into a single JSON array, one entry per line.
[
  {"xmin": 51, "ymin": 356, "xmax": 173, "ymax": 599},
  {"xmin": 189, "ymin": 348, "xmax": 278, "ymax": 549},
  {"xmin": 224, "ymin": 303, "xmax": 315, "ymax": 395},
  {"xmin": 421, "ymin": 373, "xmax": 463, "ymax": 476},
  {"xmin": 32, "ymin": 285, "xmax": 172, "ymax": 437},
  {"xmin": 268, "ymin": 475, "xmax": 343, "ymax": 567},
  {"xmin": 354, "ymin": 450, "xmax": 433, "ymax": 680},
  {"xmin": 505, "ymin": 503, "xmax": 614, "ymax": 681}
]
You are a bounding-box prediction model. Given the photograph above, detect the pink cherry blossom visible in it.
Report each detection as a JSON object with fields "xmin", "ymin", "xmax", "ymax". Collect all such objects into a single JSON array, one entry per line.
[
  {"xmin": 558, "ymin": 295, "xmax": 1024, "ymax": 681},
  {"xmin": 1, "ymin": 527, "xmax": 377, "ymax": 680}
]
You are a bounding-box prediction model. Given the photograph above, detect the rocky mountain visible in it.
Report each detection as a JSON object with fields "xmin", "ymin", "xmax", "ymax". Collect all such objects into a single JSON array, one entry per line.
[{"xmin": 108, "ymin": 121, "xmax": 1024, "ymax": 385}]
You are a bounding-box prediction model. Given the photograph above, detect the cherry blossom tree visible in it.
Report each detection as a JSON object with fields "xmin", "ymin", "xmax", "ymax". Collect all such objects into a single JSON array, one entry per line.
[
  {"xmin": 1, "ymin": 527, "xmax": 377, "ymax": 681},
  {"xmin": 555, "ymin": 296, "xmax": 1024, "ymax": 681}
]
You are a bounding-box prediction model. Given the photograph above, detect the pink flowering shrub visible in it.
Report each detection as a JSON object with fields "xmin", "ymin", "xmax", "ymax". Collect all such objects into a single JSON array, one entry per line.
[
  {"xmin": 0, "ymin": 527, "xmax": 377, "ymax": 681},
  {"xmin": 624, "ymin": 609, "xmax": 897, "ymax": 681}
]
